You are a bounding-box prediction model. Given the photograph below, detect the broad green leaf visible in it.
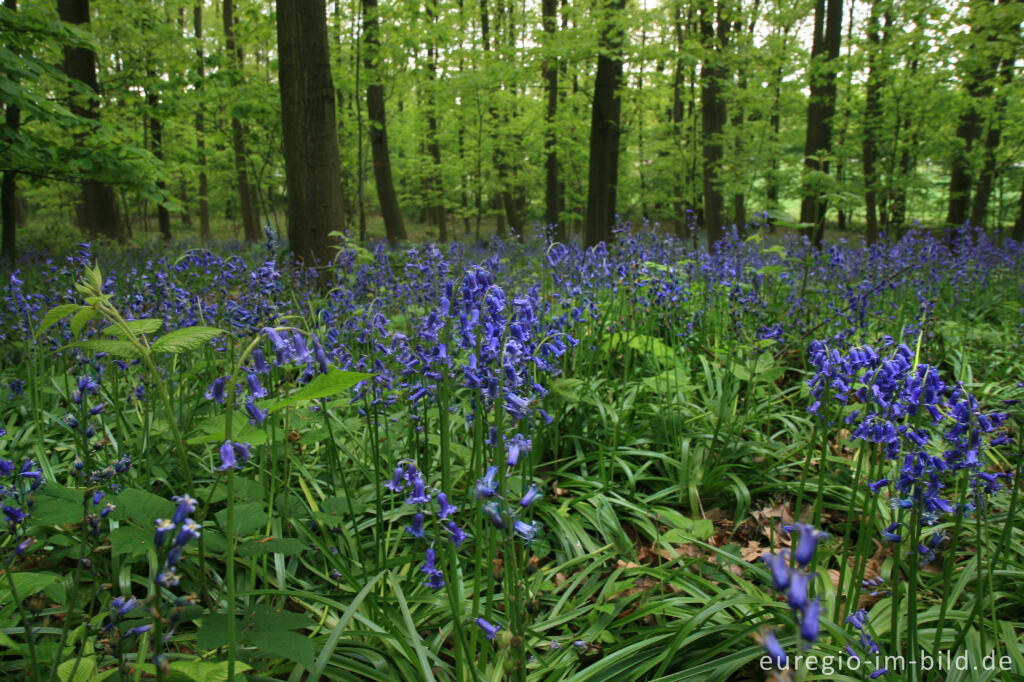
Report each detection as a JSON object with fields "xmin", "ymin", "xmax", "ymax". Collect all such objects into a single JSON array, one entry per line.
[
  {"xmin": 237, "ymin": 537, "xmax": 305, "ymax": 558},
  {"xmin": 69, "ymin": 307, "xmax": 98, "ymax": 338},
  {"xmin": 0, "ymin": 572, "xmax": 61, "ymax": 600},
  {"xmin": 36, "ymin": 304, "xmax": 81, "ymax": 338},
  {"xmin": 151, "ymin": 326, "xmax": 224, "ymax": 354},
  {"xmin": 32, "ymin": 484, "xmax": 83, "ymax": 524},
  {"xmin": 267, "ymin": 368, "xmax": 373, "ymax": 413},
  {"xmin": 102, "ymin": 318, "xmax": 163, "ymax": 338},
  {"xmin": 214, "ymin": 501, "xmax": 269, "ymax": 537},
  {"xmin": 71, "ymin": 339, "xmax": 140, "ymax": 359},
  {"xmin": 109, "ymin": 526, "xmax": 153, "ymax": 558},
  {"xmin": 110, "ymin": 488, "xmax": 176, "ymax": 525},
  {"xmin": 248, "ymin": 628, "xmax": 315, "ymax": 669},
  {"xmin": 168, "ymin": 660, "xmax": 251, "ymax": 682},
  {"xmin": 57, "ymin": 656, "xmax": 114, "ymax": 682}
]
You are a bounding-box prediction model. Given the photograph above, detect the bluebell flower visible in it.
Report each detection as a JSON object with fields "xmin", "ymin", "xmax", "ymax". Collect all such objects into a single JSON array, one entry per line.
[
  {"xmin": 436, "ymin": 492, "xmax": 457, "ymax": 519},
  {"xmin": 385, "ymin": 466, "xmax": 406, "ymax": 492},
  {"xmin": 245, "ymin": 401, "xmax": 267, "ymax": 425},
  {"xmin": 475, "ymin": 466, "xmax": 499, "ymax": 498},
  {"xmin": 246, "ymin": 373, "xmax": 268, "ymax": 399},
  {"xmin": 154, "ymin": 518, "xmax": 175, "ymax": 547},
  {"xmin": 519, "ymin": 484, "xmax": 541, "ymax": 508},
  {"xmin": 476, "ymin": 617, "xmax": 501, "ymax": 640},
  {"xmin": 171, "ymin": 495, "xmax": 197, "ymax": 525},
  {"xmin": 405, "ymin": 477, "xmax": 432, "ymax": 505},
  {"xmin": 405, "ymin": 512, "xmax": 426, "ymax": 538},
  {"xmin": 513, "ymin": 520, "xmax": 538, "ymax": 542},
  {"xmin": 506, "ymin": 433, "xmax": 531, "ymax": 468},
  {"xmin": 217, "ymin": 441, "xmax": 252, "ymax": 471},
  {"xmin": 791, "ymin": 524, "xmax": 828, "ymax": 568},
  {"xmin": 204, "ymin": 375, "xmax": 229, "ymax": 404},
  {"xmin": 762, "ymin": 550, "xmax": 790, "ymax": 591},
  {"xmin": 419, "ymin": 547, "xmax": 444, "ymax": 589},
  {"xmin": 447, "ymin": 521, "xmax": 467, "ymax": 547},
  {"xmin": 800, "ymin": 598, "xmax": 821, "ymax": 643}
]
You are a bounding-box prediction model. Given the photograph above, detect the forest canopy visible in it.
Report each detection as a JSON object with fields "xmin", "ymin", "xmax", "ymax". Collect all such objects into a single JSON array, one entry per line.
[{"xmin": 1, "ymin": 0, "xmax": 1023, "ymax": 259}]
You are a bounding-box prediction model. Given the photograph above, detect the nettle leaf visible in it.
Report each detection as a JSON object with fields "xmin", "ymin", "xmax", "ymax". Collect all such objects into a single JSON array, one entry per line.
[
  {"xmin": 151, "ymin": 326, "xmax": 225, "ymax": 354},
  {"xmin": 71, "ymin": 339, "xmax": 140, "ymax": 359},
  {"xmin": 109, "ymin": 526, "xmax": 153, "ymax": 558},
  {"xmin": 36, "ymin": 304, "xmax": 81, "ymax": 338},
  {"xmin": 267, "ymin": 368, "xmax": 374, "ymax": 413},
  {"xmin": 102, "ymin": 318, "xmax": 163, "ymax": 338},
  {"xmin": 32, "ymin": 484, "xmax": 84, "ymax": 524},
  {"xmin": 69, "ymin": 307, "xmax": 99, "ymax": 338},
  {"xmin": 214, "ymin": 502, "xmax": 269, "ymax": 537},
  {"xmin": 197, "ymin": 605, "xmax": 314, "ymax": 668}
]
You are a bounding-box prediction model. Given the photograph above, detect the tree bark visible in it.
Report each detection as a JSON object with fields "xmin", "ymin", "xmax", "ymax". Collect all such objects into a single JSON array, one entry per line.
[
  {"xmin": 362, "ymin": 0, "xmax": 406, "ymax": 245},
  {"xmin": 799, "ymin": 0, "xmax": 842, "ymax": 247},
  {"xmin": 584, "ymin": 0, "xmax": 627, "ymax": 247},
  {"xmin": 1014, "ymin": 175, "xmax": 1024, "ymax": 241},
  {"xmin": 57, "ymin": 0, "xmax": 123, "ymax": 242},
  {"xmin": 542, "ymin": 0, "xmax": 562, "ymax": 239},
  {"xmin": 700, "ymin": 0, "xmax": 729, "ymax": 246},
  {"xmin": 223, "ymin": 0, "xmax": 260, "ymax": 242},
  {"xmin": 277, "ymin": 0, "xmax": 346, "ymax": 265},
  {"xmin": 146, "ymin": 84, "xmax": 171, "ymax": 240},
  {"xmin": 195, "ymin": 4, "xmax": 210, "ymax": 240},
  {"xmin": 425, "ymin": 0, "xmax": 445, "ymax": 241},
  {"xmin": 969, "ymin": 24, "xmax": 1018, "ymax": 230},
  {"xmin": 861, "ymin": 0, "xmax": 884, "ymax": 243},
  {"xmin": 2, "ymin": 0, "xmax": 18, "ymax": 262}
]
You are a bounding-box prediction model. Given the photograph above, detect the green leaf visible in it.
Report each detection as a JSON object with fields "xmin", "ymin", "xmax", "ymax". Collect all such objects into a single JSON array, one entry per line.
[
  {"xmin": 237, "ymin": 537, "xmax": 306, "ymax": 557},
  {"xmin": 36, "ymin": 304, "xmax": 81, "ymax": 338},
  {"xmin": 167, "ymin": 660, "xmax": 251, "ymax": 682},
  {"xmin": 102, "ymin": 318, "xmax": 163, "ymax": 338},
  {"xmin": 57, "ymin": 656, "xmax": 114, "ymax": 682},
  {"xmin": 32, "ymin": 484, "xmax": 83, "ymax": 524},
  {"xmin": 267, "ymin": 368, "xmax": 373, "ymax": 413},
  {"xmin": 248, "ymin": 628, "xmax": 315, "ymax": 669},
  {"xmin": 109, "ymin": 526, "xmax": 153, "ymax": 558},
  {"xmin": 110, "ymin": 488, "xmax": 176, "ymax": 525},
  {"xmin": 70, "ymin": 339, "xmax": 141, "ymax": 359},
  {"xmin": 69, "ymin": 307, "xmax": 98, "ymax": 338},
  {"xmin": 151, "ymin": 326, "xmax": 225, "ymax": 354},
  {"xmin": 214, "ymin": 502, "xmax": 269, "ymax": 537},
  {"xmin": 0, "ymin": 572, "xmax": 61, "ymax": 601}
]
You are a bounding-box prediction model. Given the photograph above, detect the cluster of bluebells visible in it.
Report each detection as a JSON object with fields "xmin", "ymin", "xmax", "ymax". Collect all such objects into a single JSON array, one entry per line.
[
  {"xmin": 806, "ymin": 341, "xmax": 1012, "ymax": 553},
  {"xmin": 1, "ymin": 458, "xmax": 44, "ymax": 559},
  {"xmin": 154, "ymin": 495, "xmax": 201, "ymax": 587},
  {"xmin": 384, "ymin": 460, "xmax": 465, "ymax": 590},
  {"xmin": 759, "ymin": 524, "xmax": 828, "ymax": 671}
]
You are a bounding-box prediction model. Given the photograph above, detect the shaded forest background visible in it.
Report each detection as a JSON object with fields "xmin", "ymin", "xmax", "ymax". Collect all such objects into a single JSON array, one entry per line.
[{"xmin": 2, "ymin": 0, "xmax": 1024, "ymax": 261}]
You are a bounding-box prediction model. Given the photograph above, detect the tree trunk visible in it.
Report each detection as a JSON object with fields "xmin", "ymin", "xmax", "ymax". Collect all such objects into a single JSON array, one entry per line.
[
  {"xmin": 1014, "ymin": 175, "xmax": 1024, "ymax": 241},
  {"xmin": 542, "ymin": 0, "xmax": 562, "ymax": 239},
  {"xmin": 425, "ymin": 1, "xmax": 445, "ymax": 242},
  {"xmin": 362, "ymin": 0, "xmax": 406, "ymax": 245},
  {"xmin": 861, "ymin": 0, "xmax": 884, "ymax": 243},
  {"xmin": 223, "ymin": 0, "xmax": 260, "ymax": 242},
  {"xmin": 2, "ymin": 0, "xmax": 18, "ymax": 262},
  {"xmin": 969, "ymin": 33, "xmax": 1018, "ymax": 230},
  {"xmin": 700, "ymin": 0, "xmax": 729, "ymax": 246},
  {"xmin": 57, "ymin": 0, "xmax": 123, "ymax": 242},
  {"xmin": 584, "ymin": 0, "xmax": 627, "ymax": 247},
  {"xmin": 945, "ymin": 0, "xmax": 1003, "ymax": 229},
  {"xmin": 277, "ymin": 0, "xmax": 346, "ymax": 265},
  {"xmin": 194, "ymin": 4, "xmax": 210, "ymax": 240},
  {"xmin": 146, "ymin": 85, "xmax": 171, "ymax": 241},
  {"xmin": 799, "ymin": 0, "xmax": 842, "ymax": 247}
]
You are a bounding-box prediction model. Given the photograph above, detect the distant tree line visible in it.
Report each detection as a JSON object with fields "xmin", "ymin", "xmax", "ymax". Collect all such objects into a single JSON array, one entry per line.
[{"xmin": 2, "ymin": 0, "xmax": 1023, "ymax": 264}]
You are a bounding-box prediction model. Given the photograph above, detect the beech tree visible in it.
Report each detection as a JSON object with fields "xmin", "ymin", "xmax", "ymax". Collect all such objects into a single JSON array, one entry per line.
[{"xmin": 277, "ymin": 0, "xmax": 346, "ymax": 265}]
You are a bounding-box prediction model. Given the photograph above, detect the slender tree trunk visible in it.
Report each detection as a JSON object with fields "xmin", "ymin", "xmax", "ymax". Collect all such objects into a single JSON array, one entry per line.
[
  {"xmin": 800, "ymin": 0, "xmax": 842, "ymax": 247},
  {"xmin": 194, "ymin": 4, "xmax": 210, "ymax": 240},
  {"xmin": 277, "ymin": 0, "xmax": 346, "ymax": 265},
  {"xmin": 542, "ymin": 0, "xmax": 562, "ymax": 238},
  {"xmin": 362, "ymin": 0, "xmax": 406, "ymax": 245},
  {"xmin": 969, "ymin": 34, "xmax": 1018, "ymax": 230},
  {"xmin": 584, "ymin": 0, "xmax": 627, "ymax": 247},
  {"xmin": 425, "ymin": 0, "xmax": 445, "ymax": 241},
  {"xmin": 57, "ymin": 0, "xmax": 123, "ymax": 242},
  {"xmin": 2, "ymin": 0, "xmax": 18, "ymax": 262},
  {"xmin": 862, "ymin": 1, "xmax": 884, "ymax": 243},
  {"xmin": 223, "ymin": 0, "xmax": 260, "ymax": 242},
  {"xmin": 945, "ymin": 0, "xmax": 1002, "ymax": 229},
  {"xmin": 1014, "ymin": 175, "xmax": 1024, "ymax": 241},
  {"xmin": 146, "ymin": 84, "xmax": 171, "ymax": 241},
  {"xmin": 700, "ymin": 0, "xmax": 729, "ymax": 246}
]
